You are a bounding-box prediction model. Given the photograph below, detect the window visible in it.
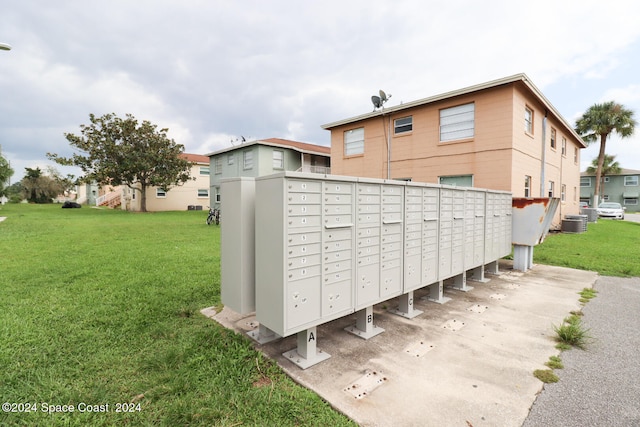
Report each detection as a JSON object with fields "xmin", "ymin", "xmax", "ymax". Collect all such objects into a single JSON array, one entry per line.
[
  {"xmin": 550, "ymin": 128, "xmax": 556, "ymax": 149},
  {"xmin": 156, "ymin": 188, "xmax": 166, "ymax": 198},
  {"xmin": 561, "ymin": 137, "xmax": 567, "ymax": 156},
  {"xmin": 227, "ymin": 154, "xmax": 234, "ymax": 165},
  {"xmin": 197, "ymin": 189, "xmax": 209, "ymax": 198},
  {"xmin": 580, "ymin": 177, "xmax": 591, "ymax": 187},
  {"xmin": 574, "ymin": 147, "xmax": 578, "ymax": 164},
  {"xmin": 344, "ymin": 127, "xmax": 364, "ymax": 156},
  {"xmin": 561, "ymin": 184, "xmax": 566, "ymax": 202},
  {"xmin": 438, "ymin": 175, "xmax": 474, "ymax": 187},
  {"xmin": 624, "ymin": 176, "xmax": 639, "ymax": 186},
  {"xmin": 524, "ymin": 175, "xmax": 531, "ymax": 197},
  {"xmin": 394, "ymin": 116, "xmax": 413, "ymax": 134},
  {"xmin": 200, "ymin": 166, "xmax": 210, "ymax": 176},
  {"xmin": 243, "ymin": 150, "xmax": 253, "ymax": 169},
  {"xmin": 548, "ymin": 181, "xmax": 554, "ymax": 198},
  {"xmin": 440, "ymin": 103, "xmax": 475, "ymax": 142},
  {"xmin": 603, "ymin": 177, "xmax": 610, "ymax": 183},
  {"xmin": 214, "ymin": 157, "xmax": 222, "ymax": 174},
  {"xmin": 214, "ymin": 187, "xmax": 221, "ymax": 203},
  {"xmin": 525, "ymin": 107, "xmax": 533, "ymax": 134},
  {"xmin": 273, "ymin": 150, "xmax": 284, "ymax": 169},
  {"xmin": 624, "ymin": 198, "xmax": 638, "ymax": 206}
]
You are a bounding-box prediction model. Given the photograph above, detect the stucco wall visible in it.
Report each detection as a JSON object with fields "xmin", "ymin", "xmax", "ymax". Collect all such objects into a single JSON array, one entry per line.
[{"xmin": 328, "ymin": 81, "xmax": 583, "ymax": 227}]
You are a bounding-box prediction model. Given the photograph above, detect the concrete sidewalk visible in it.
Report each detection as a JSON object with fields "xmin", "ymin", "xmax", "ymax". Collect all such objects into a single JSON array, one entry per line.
[{"xmin": 213, "ymin": 261, "xmax": 597, "ymax": 427}]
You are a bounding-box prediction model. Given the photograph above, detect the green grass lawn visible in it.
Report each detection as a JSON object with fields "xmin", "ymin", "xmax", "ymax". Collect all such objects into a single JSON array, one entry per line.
[
  {"xmin": 1, "ymin": 204, "xmax": 637, "ymax": 426},
  {"xmin": 0, "ymin": 204, "xmax": 355, "ymax": 427},
  {"xmin": 533, "ymin": 218, "xmax": 640, "ymax": 277}
]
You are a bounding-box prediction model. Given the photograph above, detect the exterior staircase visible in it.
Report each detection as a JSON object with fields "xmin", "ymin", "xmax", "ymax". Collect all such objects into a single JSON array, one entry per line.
[{"xmin": 96, "ymin": 191, "xmax": 121, "ymax": 208}]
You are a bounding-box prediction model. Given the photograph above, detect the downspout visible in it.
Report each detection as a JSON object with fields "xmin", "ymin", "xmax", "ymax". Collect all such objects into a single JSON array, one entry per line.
[
  {"xmin": 387, "ymin": 113, "xmax": 392, "ymax": 179},
  {"xmin": 540, "ymin": 110, "xmax": 548, "ymax": 197},
  {"xmin": 559, "ymin": 146, "xmax": 563, "ymax": 219}
]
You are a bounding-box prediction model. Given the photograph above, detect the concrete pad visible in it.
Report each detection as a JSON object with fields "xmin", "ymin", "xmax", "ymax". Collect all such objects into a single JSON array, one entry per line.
[{"xmin": 213, "ymin": 261, "xmax": 597, "ymax": 427}]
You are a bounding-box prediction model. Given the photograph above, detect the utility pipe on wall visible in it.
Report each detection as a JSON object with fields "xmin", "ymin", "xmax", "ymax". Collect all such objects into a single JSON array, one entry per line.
[{"xmin": 540, "ymin": 110, "xmax": 548, "ymax": 197}]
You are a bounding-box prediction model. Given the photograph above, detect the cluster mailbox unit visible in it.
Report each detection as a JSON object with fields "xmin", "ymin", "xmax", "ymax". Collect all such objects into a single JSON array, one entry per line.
[{"xmin": 221, "ymin": 172, "xmax": 512, "ymax": 369}]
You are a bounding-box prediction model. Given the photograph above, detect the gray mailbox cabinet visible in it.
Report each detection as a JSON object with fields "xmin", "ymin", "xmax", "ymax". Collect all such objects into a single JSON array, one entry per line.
[
  {"xmin": 222, "ymin": 172, "xmax": 512, "ymax": 368},
  {"xmin": 254, "ymin": 173, "xmax": 357, "ymax": 337}
]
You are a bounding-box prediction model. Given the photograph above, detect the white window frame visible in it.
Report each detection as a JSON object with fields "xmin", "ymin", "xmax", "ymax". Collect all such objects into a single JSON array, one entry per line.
[
  {"xmin": 548, "ymin": 181, "xmax": 554, "ymax": 198},
  {"xmin": 394, "ymin": 116, "xmax": 413, "ymax": 134},
  {"xmin": 561, "ymin": 184, "xmax": 566, "ymax": 202},
  {"xmin": 197, "ymin": 189, "xmax": 209, "ymax": 198},
  {"xmin": 525, "ymin": 107, "xmax": 534, "ymax": 134},
  {"xmin": 200, "ymin": 166, "xmax": 210, "ymax": 176},
  {"xmin": 624, "ymin": 198, "xmax": 638, "ymax": 206},
  {"xmin": 243, "ymin": 150, "xmax": 253, "ymax": 170},
  {"xmin": 214, "ymin": 187, "xmax": 221, "ymax": 203},
  {"xmin": 344, "ymin": 127, "xmax": 364, "ymax": 156},
  {"xmin": 214, "ymin": 157, "xmax": 222, "ymax": 174},
  {"xmin": 580, "ymin": 177, "xmax": 591, "ymax": 187},
  {"xmin": 574, "ymin": 147, "xmax": 578, "ymax": 164},
  {"xmin": 440, "ymin": 103, "xmax": 475, "ymax": 142},
  {"xmin": 227, "ymin": 154, "xmax": 234, "ymax": 165},
  {"xmin": 156, "ymin": 188, "xmax": 166, "ymax": 198},
  {"xmin": 624, "ymin": 176, "xmax": 639, "ymax": 186},
  {"xmin": 273, "ymin": 150, "xmax": 284, "ymax": 169},
  {"xmin": 550, "ymin": 128, "xmax": 556, "ymax": 149},
  {"xmin": 524, "ymin": 175, "xmax": 531, "ymax": 198},
  {"xmin": 561, "ymin": 137, "xmax": 567, "ymax": 156}
]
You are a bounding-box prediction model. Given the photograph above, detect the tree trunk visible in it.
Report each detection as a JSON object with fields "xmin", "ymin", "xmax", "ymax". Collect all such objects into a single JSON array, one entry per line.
[
  {"xmin": 140, "ymin": 183, "xmax": 147, "ymax": 212},
  {"xmin": 593, "ymin": 134, "xmax": 608, "ymax": 207}
]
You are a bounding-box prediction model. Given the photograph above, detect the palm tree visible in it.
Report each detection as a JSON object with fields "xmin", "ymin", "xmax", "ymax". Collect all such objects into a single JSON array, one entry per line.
[
  {"xmin": 575, "ymin": 101, "xmax": 636, "ymax": 206},
  {"xmin": 586, "ymin": 154, "xmax": 620, "ymax": 201}
]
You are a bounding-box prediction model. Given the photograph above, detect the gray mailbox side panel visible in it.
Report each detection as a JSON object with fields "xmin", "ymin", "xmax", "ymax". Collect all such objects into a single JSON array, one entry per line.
[
  {"xmin": 254, "ymin": 175, "xmax": 287, "ymax": 336},
  {"xmin": 221, "ymin": 177, "xmax": 256, "ymax": 315}
]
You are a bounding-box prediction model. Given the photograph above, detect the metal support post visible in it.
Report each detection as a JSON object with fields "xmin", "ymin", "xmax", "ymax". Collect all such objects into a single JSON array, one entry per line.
[
  {"xmin": 452, "ymin": 272, "xmax": 473, "ymax": 292},
  {"xmin": 486, "ymin": 260, "xmax": 500, "ymax": 275},
  {"xmin": 344, "ymin": 305, "xmax": 385, "ymax": 340},
  {"xmin": 513, "ymin": 245, "xmax": 535, "ymax": 272},
  {"xmin": 424, "ymin": 281, "xmax": 451, "ymax": 304},
  {"xmin": 470, "ymin": 265, "xmax": 490, "ymax": 283},
  {"xmin": 282, "ymin": 326, "xmax": 330, "ymax": 369},
  {"xmin": 389, "ymin": 291, "xmax": 423, "ymax": 319}
]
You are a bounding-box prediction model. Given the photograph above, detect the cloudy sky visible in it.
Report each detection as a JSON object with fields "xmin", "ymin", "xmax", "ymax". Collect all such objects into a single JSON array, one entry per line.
[{"xmin": 2, "ymin": 0, "xmax": 640, "ymax": 183}]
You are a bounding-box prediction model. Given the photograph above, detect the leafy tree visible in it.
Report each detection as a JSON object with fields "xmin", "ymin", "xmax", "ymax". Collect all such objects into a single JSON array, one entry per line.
[
  {"xmin": 21, "ymin": 167, "xmax": 67, "ymax": 203},
  {"xmin": 586, "ymin": 154, "xmax": 620, "ymax": 199},
  {"xmin": 575, "ymin": 101, "xmax": 636, "ymax": 206},
  {"xmin": 48, "ymin": 113, "xmax": 193, "ymax": 212},
  {"xmin": 5, "ymin": 181, "xmax": 23, "ymax": 203},
  {"xmin": 0, "ymin": 147, "xmax": 13, "ymax": 197}
]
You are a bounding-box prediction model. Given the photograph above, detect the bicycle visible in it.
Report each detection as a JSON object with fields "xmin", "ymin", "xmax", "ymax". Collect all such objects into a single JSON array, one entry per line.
[{"xmin": 206, "ymin": 206, "xmax": 220, "ymax": 225}]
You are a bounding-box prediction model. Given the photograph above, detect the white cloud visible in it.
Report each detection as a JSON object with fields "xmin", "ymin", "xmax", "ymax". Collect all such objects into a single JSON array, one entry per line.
[{"xmin": 3, "ymin": 0, "xmax": 640, "ymax": 181}]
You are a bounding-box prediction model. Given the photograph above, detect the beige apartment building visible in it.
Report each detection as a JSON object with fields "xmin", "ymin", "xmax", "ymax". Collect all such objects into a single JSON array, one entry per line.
[
  {"xmin": 97, "ymin": 153, "xmax": 211, "ymax": 211},
  {"xmin": 322, "ymin": 74, "xmax": 586, "ymax": 226}
]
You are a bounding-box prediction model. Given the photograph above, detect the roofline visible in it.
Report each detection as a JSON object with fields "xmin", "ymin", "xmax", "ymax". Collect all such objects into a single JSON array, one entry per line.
[
  {"xmin": 206, "ymin": 139, "xmax": 330, "ymax": 157},
  {"xmin": 581, "ymin": 168, "xmax": 640, "ymax": 176},
  {"xmin": 321, "ymin": 73, "xmax": 586, "ymax": 148}
]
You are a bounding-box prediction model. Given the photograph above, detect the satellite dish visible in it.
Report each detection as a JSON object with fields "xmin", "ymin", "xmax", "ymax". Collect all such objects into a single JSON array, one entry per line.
[
  {"xmin": 379, "ymin": 90, "xmax": 387, "ymax": 102},
  {"xmin": 371, "ymin": 95, "xmax": 382, "ymax": 109},
  {"xmin": 0, "ymin": 42, "xmax": 11, "ymax": 51}
]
